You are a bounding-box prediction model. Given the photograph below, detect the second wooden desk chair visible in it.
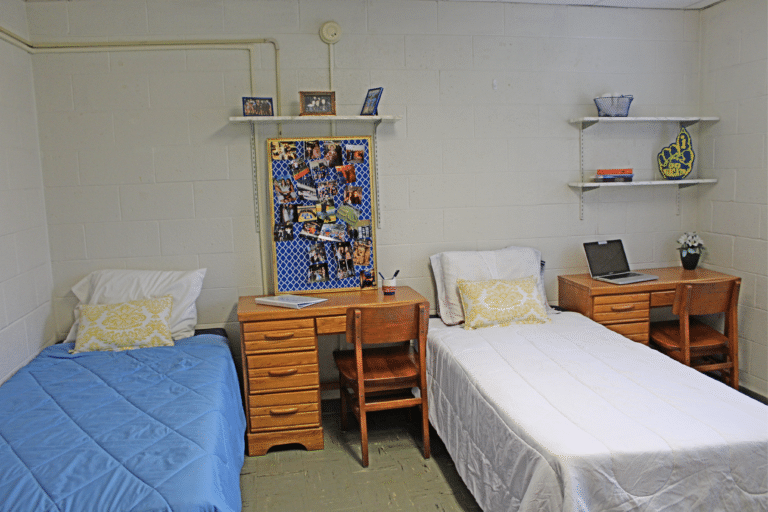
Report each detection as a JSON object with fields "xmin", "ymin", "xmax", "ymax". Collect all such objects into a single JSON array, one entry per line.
[
  {"xmin": 650, "ymin": 279, "xmax": 740, "ymax": 389},
  {"xmin": 333, "ymin": 302, "xmax": 430, "ymax": 467}
]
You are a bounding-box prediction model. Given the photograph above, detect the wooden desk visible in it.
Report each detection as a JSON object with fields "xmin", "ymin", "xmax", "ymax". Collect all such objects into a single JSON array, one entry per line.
[
  {"xmin": 237, "ymin": 286, "xmax": 428, "ymax": 456},
  {"xmin": 558, "ymin": 267, "xmax": 739, "ymax": 345}
]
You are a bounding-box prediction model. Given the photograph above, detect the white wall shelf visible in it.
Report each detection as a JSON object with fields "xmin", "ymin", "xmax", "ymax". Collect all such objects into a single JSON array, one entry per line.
[
  {"xmin": 569, "ymin": 116, "xmax": 719, "ymax": 129},
  {"xmin": 570, "ymin": 116, "xmax": 719, "ymax": 219},
  {"xmin": 229, "ymin": 115, "xmax": 401, "ymax": 125},
  {"xmin": 569, "ymin": 178, "xmax": 718, "ymax": 189}
]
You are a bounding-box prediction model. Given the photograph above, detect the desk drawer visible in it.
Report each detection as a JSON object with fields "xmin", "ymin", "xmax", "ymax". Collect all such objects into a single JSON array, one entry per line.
[
  {"xmin": 605, "ymin": 321, "xmax": 648, "ymax": 341},
  {"xmin": 316, "ymin": 315, "xmax": 346, "ymax": 334},
  {"xmin": 249, "ymin": 364, "xmax": 319, "ymax": 392},
  {"xmin": 593, "ymin": 293, "xmax": 649, "ymax": 324},
  {"xmin": 244, "ymin": 330, "xmax": 317, "ymax": 353},
  {"xmin": 651, "ymin": 290, "xmax": 676, "ymax": 307},
  {"xmin": 244, "ymin": 318, "xmax": 315, "ymax": 332},
  {"xmin": 243, "ymin": 319, "xmax": 317, "ymax": 353},
  {"xmin": 250, "ymin": 389, "xmax": 319, "ymax": 409},
  {"xmin": 250, "ymin": 402, "xmax": 320, "ymax": 431},
  {"xmin": 247, "ymin": 351, "xmax": 318, "ymax": 370}
]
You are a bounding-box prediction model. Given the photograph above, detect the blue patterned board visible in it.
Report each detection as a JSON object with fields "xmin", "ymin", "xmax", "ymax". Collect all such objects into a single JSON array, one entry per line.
[{"xmin": 267, "ymin": 137, "xmax": 377, "ymax": 293}]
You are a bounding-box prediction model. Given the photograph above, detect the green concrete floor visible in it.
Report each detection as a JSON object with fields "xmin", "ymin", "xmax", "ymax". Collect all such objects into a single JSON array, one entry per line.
[{"xmin": 240, "ymin": 402, "xmax": 481, "ymax": 512}]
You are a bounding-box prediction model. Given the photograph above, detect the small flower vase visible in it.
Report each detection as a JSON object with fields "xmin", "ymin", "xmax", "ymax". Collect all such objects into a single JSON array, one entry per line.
[{"xmin": 680, "ymin": 249, "xmax": 700, "ymax": 270}]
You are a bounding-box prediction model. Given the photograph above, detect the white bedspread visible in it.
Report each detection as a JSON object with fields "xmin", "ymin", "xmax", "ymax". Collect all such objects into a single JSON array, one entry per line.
[{"xmin": 427, "ymin": 312, "xmax": 768, "ymax": 512}]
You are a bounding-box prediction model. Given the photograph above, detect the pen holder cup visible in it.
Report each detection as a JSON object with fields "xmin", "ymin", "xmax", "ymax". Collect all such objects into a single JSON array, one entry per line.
[{"xmin": 382, "ymin": 279, "xmax": 396, "ymax": 295}]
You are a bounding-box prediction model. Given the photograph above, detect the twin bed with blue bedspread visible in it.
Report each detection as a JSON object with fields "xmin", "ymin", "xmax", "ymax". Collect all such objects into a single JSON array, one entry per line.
[{"xmin": 0, "ymin": 332, "xmax": 246, "ymax": 512}]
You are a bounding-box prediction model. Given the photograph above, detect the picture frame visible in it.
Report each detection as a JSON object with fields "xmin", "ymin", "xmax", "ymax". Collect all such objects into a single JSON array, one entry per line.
[
  {"xmin": 266, "ymin": 136, "xmax": 377, "ymax": 293},
  {"xmin": 360, "ymin": 87, "xmax": 383, "ymax": 116},
  {"xmin": 242, "ymin": 97, "xmax": 273, "ymax": 116},
  {"xmin": 299, "ymin": 91, "xmax": 336, "ymax": 116}
]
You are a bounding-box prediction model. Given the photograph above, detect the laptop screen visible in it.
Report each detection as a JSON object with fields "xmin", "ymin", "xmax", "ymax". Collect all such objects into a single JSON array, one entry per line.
[{"xmin": 583, "ymin": 240, "xmax": 631, "ymax": 277}]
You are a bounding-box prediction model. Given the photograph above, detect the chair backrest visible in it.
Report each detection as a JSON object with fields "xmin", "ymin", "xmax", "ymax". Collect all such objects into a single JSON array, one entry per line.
[
  {"xmin": 346, "ymin": 302, "xmax": 428, "ymax": 347},
  {"xmin": 672, "ymin": 279, "xmax": 740, "ymax": 318}
]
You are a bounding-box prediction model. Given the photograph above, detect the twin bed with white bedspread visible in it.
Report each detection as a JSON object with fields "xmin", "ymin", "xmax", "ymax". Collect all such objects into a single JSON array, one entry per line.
[{"xmin": 427, "ymin": 246, "xmax": 768, "ymax": 512}]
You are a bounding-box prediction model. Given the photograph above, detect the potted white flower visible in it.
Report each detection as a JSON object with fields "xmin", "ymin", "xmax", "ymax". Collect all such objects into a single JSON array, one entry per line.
[{"xmin": 677, "ymin": 232, "xmax": 705, "ymax": 270}]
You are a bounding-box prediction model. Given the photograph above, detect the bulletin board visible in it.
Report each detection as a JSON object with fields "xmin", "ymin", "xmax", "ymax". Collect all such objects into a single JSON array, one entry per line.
[{"xmin": 267, "ymin": 136, "xmax": 378, "ymax": 293}]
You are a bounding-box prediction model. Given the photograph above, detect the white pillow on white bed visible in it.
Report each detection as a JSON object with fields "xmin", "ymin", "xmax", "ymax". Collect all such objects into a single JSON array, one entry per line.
[
  {"xmin": 430, "ymin": 246, "xmax": 547, "ymax": 326},
  {"xmin": 64, "ymin": 268, "xmax": 206, "ymax": 342}
]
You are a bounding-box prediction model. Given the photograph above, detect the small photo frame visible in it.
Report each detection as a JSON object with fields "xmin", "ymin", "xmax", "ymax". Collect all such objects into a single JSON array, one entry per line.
[
  {"xmin": 300, "ymin": 91, "xmax": 336, "ymax": 116},
  {"xmin": 242, "ymin": 97, "xmax": 273, "ymax": 116},
  {"xmin": 360, "ymin": 87, "xmax": 383, "ymax": 115}
]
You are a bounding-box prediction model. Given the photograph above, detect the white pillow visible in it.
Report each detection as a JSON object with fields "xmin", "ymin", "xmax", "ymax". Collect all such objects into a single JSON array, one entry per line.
[
  {"xmin": 64, "ymin": 268, "xmax": 206, "ymax": 342},
  {"xmin": 430, "ymin": 246, "xmax": 546, "ymax": 326}
]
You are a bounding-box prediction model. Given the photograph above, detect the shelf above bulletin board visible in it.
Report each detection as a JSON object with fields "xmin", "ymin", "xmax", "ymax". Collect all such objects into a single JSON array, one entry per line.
[{"xmin": 229, "ymin": 115, "xmax": 401, "ymax": 125}]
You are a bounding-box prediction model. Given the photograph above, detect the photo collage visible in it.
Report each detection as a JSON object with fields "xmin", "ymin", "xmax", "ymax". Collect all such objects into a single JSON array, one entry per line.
[{"xmin": 268, "ymin": 137, "xmax": 376, "ymax": 292}]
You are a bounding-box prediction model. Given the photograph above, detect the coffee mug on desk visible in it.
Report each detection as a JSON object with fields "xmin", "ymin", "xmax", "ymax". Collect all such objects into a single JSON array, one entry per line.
[{"xmin": 382, "ymin": 278, "xmax": 396, "ymax": 295}]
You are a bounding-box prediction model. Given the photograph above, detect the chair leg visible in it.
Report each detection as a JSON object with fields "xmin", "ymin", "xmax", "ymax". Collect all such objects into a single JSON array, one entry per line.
[
  {"xmin": 421, "ymin": 404, "xmax": 430, "ymax": 459},
  {"xmin": 360, "ymin": 409, "xmax": 369, "ymax": 467},
  {"xmin": 339, "ymin": 379, "xmax": 348, "ymax": 431}
]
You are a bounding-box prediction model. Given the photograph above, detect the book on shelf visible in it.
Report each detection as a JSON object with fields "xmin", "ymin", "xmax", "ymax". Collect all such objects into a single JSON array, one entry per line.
[
  {"xmin": 593, "ymin": 174, "xmax": 634, "ymax": 182},
  {"xmin": 254, "ymin": 294, "xmax": 328, "ymax": 309},
  {"xmin": 596, "ymin": 168, "xmax": 633, "ymax": 175}
]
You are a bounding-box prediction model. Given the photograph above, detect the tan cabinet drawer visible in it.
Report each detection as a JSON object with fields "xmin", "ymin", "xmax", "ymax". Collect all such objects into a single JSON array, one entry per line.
[
  {"xmin": 650, "ymin": 290, "xmax": 676, "ymax": 307},
  {"xmin": 242, "ymin": 319, "xmax": 317, "ymax": 353},
  {"xmin": 247, "ymin": 351, "xmax": 317, "ymax": 370},
  {"xmin": 605, "ymin": 321, "xmax": 648, "ymax": 337},
  {"xmin": 593, "ymin": 293, "xmax": 649, "ymax": 324},
  {"xmin": 243, "ymin": 318, "xmax": 314, "ymax": 332},
  {"xmin": 244, "ymin": 331, "xmax": 316, "ymax": 353},
  {"xmin": 250, "ymin": 407, "xmax": 321, "ymax": 432},
  {"xmin": 249, "ymin": 364, "xmax": 318, "ymax": 392},
  {"xmin": 315, "ymin": 315, "xmax": 346, "ymax": 335},
  {"xmin": 250, "ymin": 390, "xmax": 321, "ymax": 431},
  {"xmin": 249, "ymin": 390, "xmax": 319, "ymax": 409}
]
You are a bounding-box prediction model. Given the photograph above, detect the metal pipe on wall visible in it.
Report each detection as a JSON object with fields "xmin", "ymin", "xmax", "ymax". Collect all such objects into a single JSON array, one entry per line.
[{"xmin": 0, "ymin": 23, "xmax": 282, "ymax": 293}]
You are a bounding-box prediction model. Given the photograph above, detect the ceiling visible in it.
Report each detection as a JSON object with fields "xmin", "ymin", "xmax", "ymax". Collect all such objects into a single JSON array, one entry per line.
[{"xmin": 25, "ymin": 0, "xmax": 725, "ymax": 8}]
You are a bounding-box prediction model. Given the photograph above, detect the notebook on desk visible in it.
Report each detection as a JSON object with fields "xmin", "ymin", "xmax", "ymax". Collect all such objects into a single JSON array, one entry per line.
[{"xmin": 583, "ymin": 240, "xmax": 658, "ymax": 285}]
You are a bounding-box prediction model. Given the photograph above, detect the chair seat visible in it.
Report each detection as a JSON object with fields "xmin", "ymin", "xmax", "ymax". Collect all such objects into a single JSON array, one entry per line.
[
  {"xmin": 334, "ymin": 345, "xmax": 419, "ymax": 386},
  {"xmin": 650, "ymin": 319, "xmax": 730, "ymax": 353}
]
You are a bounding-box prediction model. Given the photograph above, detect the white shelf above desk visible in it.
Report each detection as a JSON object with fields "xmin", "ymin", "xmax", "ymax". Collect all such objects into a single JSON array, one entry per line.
[
  {"xmin": 569, "ymin": 116, "xmax": 720, "ymax": 129},
  {"xmin": 568, "ymin": 178, "xmax": 718, "ymax": 190}
]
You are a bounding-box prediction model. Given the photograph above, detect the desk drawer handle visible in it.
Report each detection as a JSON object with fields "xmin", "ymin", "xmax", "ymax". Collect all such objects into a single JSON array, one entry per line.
[
  {"xmin": 268, "ymin": 368, "xmax": 298, "ymax": 377},
  {"xmin": 269, "ymin": 407, "xmax": 299, "ymax": 416},
  {"xmin": 611, "ymin": 304, "xmax": 635, "ymax": 312},
  {"xmin": 264, "ymin": 332, "xmax": 295, "ymax": 341}
]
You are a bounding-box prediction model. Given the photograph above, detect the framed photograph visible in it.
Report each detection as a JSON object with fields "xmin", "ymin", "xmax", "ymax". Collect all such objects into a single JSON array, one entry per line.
[
  {"xmin": 242, "ymin": 97, "xmax": 273, "ymax": 116},
  {"xmin": 266, "ymin": 136, "xmax": 377, "ymax": 293},
  {"xmin": 360, "ymin": 87, "xmax": 383, "ymax": 116},
  {"xmin": 299, "ymin": 91, "xmax": 336, "ymax": 116}
]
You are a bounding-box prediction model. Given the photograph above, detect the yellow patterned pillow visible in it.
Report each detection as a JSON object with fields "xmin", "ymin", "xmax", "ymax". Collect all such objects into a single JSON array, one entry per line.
[
  {"xmin": 457, "ymin": 277, "xmax": 549, "ymax": 329},
  {"xmin": 72, "ymin": 295, "xmax": 175, "ymax": 353}
]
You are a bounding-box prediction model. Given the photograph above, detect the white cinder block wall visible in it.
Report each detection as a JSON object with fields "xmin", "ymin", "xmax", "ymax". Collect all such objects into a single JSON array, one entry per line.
[
  {"xmin": 0, "ymin": 0, "xmax": 763, "ymax": 393},
  {"xmin": 699, "ymin": 0, "xmax": 768, "ymax": 395},
  {"xmin": 0, "ymin": 0, "xmax": 55, "ymax": 383}
]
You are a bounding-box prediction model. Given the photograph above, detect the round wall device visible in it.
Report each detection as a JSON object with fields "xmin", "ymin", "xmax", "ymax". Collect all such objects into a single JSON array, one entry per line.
[{"xmin": 320, "ymin": 21, "xmax": 342, "ymax": 44}]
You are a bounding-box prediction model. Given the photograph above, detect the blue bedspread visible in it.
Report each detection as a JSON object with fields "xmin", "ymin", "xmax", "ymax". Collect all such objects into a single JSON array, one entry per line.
[{"xmin": 0, "ymin": 334, "xmax": 246, "ymax": 512}]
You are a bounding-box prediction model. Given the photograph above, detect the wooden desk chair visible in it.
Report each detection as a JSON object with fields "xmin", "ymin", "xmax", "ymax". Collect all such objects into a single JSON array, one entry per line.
[
  {"xmin": 333, "ymin": 302, "xmax": 430, "ymax": 467},
  {"xmin": 650, "ymin": 279, "xmax": 740, "ymax": 389}
]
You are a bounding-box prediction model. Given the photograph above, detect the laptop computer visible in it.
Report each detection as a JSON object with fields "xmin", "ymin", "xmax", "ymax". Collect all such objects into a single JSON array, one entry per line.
[{"xmin": 583, "ymin": 240, "xmax": 658, "ymax": 285}]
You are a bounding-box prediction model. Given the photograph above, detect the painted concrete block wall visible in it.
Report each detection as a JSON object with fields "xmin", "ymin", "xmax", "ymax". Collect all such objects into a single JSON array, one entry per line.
[
  {"xmin": 10, "ymin": 0, "xmax": 765, "ymax": 392},
  {"xmin": 699, "ymin": 0, "xmax": 768, "ymax": 395},
  {"xmin": 0, "ymin": 0, "xmax": 54, "ymax": 384}
]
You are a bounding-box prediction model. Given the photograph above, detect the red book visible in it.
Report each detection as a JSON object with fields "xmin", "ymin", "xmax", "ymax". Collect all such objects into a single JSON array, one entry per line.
[{"xmin": 596, "ymin": 168, "xmax": 633, "ymax": 175}]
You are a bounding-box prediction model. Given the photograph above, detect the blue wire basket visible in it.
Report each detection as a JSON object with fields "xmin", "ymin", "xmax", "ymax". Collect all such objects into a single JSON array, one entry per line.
[{"xmin": 593, "ymin": 95, "xmax": 633, "ymax": 117}]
